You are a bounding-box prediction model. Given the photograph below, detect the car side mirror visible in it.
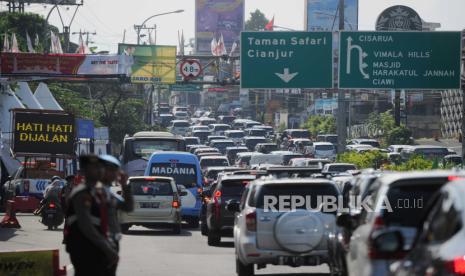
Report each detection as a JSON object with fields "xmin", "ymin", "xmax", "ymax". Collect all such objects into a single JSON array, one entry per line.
[
  {"xmin": 372, "ymin": 230, "xmax": 404, "ymax": 254},
  {"xmin": 179, "ymin": 191, "xmax": 188, "ymax": 197},
  {"xmin": 226, "ymin": 200, "xmax": 240, "ymax": 213}
]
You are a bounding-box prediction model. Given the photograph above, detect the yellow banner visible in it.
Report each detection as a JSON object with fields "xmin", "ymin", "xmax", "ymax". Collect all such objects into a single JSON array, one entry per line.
[
  {"xmin": 118, "ymin": 44, "xmax": 177, "ymax": 84},
  {"xmin": 0, "ymin": 249, "xmax": 57, "ymax": 276}
]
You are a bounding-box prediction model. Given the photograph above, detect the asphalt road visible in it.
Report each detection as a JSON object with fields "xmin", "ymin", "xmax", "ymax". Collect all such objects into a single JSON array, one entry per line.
[{"xmin": 1, "ymin": 214, "xmax": 329, "ymax": 276}]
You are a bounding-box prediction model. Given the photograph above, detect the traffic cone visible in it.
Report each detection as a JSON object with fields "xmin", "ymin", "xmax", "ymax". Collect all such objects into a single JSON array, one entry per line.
[{"xmin": 1, "ymin": 200, "xmax": 21, "ymax": 228}]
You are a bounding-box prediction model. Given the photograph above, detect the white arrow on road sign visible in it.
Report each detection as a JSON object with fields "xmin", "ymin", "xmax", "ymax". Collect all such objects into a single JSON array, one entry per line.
[{"xmin": 275, "ymin": 68, "xmax": 299, "ymax": 83}]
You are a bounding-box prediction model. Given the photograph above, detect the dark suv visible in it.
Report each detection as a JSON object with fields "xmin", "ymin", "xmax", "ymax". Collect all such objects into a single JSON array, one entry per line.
[{"xmin": 206, "ymin": 175, "xmax": 257, "ymax": 246}]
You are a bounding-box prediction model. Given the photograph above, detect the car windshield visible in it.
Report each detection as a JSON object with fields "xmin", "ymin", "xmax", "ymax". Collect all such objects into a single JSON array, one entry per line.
[
  {"xmin": 250, "ymin": 154, "xmax": 283, "ymax": 165},
  {"xmin": 133, "ymin": 140, "xmax": 179, "ymax": 159},
  {"xmin": 415, "ymin": 148, "xmax": 449, "ymax": 158},
  {"xmin": 149, "ymin": 163, "xmax": 197, "ymax": 188},
  {"xmin": 215, "ymin": 125, "xmax": 230, "ymax": 131},
  {"xmin": 201, "ymin": 158, "xmax": 229, "ymax": 167},
  {"xmin": 131, "ymin": 179, "xmax": 173, "ymax": 196}
]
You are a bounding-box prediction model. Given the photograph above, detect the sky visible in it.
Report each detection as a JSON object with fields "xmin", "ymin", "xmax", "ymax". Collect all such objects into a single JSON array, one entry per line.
[{"xmin": 1, "ymin": 0, "xmax": 464, "ymax": 52}]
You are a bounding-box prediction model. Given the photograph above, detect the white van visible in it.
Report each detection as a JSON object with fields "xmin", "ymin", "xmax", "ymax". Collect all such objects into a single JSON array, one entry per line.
[{"xmin": 312, "ymin": 142, "xmax": 336, "ymax": 160}]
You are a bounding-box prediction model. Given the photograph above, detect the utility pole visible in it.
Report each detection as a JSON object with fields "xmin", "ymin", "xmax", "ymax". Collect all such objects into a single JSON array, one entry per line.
[
  {"xmin": 461, "ymin": 30, "xmax": 465, "ymax": 162},
  {"xmin": 134, "ymin": 25, "xmax": 157, "ymax": 45},
  {"xmin": 72, "ymin": 30, "xmax": 97, "ymax": 45},
  {"xmin": 336, "ymin": 0, "xmax": 347, "ymax": 153}
]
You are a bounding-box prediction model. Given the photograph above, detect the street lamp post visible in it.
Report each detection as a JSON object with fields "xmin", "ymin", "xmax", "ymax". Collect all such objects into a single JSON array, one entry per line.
[{"xmin": 135, "ymin": 9, "xmax": 184, "ymax": 45}]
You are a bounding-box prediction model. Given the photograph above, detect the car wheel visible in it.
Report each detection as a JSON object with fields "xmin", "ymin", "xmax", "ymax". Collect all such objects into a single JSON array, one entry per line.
[
  {"xmin": 47, "ymin": 225, "xmax": 52, "ymax": 230},
  {"xmin": 207, "ymin": 230, "xmax": 220, "ymax": 246},
  {"xmin": 121, "ymin": 224, "xmax": 131, "ymax": 234},
  {"xmin": 236, "ymin": 257, "xmax": 254, "ymax": 276},
  {"xmin": 172, "ymin": 224, "xmax": 182, "ymax": 235}
]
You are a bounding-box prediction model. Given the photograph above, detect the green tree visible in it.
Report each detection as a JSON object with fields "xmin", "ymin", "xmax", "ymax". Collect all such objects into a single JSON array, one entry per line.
[
  {"xmin": 367, "ymin": 110, "xmax": 395, "ymax": 137},
  {"xmin": 302, "ymin": 115, "xmax": 336, "ymax": 137},
  {"xmin": 386, "ymin": 125, "xmax": 413, "ymax": 145},
  {"xmin": 245, "ymin": 9, "xmax": 269, "ymax": 31},
  {"xmin": 0, "ymin": 12, "xmax": 58, "ymax": 52}
]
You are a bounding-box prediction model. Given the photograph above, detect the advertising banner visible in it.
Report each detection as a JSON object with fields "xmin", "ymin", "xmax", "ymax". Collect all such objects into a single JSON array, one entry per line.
[
  {"xmin": 305, "ymin": 0, "xmax": 358, "ymax": 31},
  {"xmin": 0, "ymin": 53, "xmax": 124, "ymax": 77},
  {"xmin": 24, "ymin": 0, "xmax": 78, "ymax": 4},
  {"xmin": 195, "ymin": 0, "xmax": 244, "ymax": 53},
  {"xmin": 118, "ymin": 44, "xmax": 177, "ymax": 84},
  {"xmin": 12, "ymin": 109, "xmax": 75, "ymax": 156}
]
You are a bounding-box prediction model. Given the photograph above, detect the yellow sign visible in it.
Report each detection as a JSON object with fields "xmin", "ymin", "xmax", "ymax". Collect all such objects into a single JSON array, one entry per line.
[
  {"xmin": 0, "ymin": 249, "xmax": 57, "ymax": 276},
  {"xmin": 118, "ymin": 44, "xmax": 177, "ymax": 84}
]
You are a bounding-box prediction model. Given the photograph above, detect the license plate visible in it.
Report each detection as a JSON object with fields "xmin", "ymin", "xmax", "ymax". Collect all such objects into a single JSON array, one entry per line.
[
  {"xmin": 140, "ymin": 202, "xmax": 160, "ymax": 208},
  {"xmin": 48, "ymin": 214, "xmax": 54, "ymax": 218}
]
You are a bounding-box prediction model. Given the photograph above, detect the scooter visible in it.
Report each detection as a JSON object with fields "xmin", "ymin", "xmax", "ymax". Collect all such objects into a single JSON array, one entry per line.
[{"xmin": 40, "ymin": 201, "xmax": 64, "ymax": 230}]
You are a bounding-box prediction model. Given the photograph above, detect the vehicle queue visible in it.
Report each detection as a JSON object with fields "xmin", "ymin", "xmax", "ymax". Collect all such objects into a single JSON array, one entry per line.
[
  {"xmin": 3, "ymin": 105, "xmax": 465, "ymax": 276},
  {"xmin": 112, "ymin": 105, "xmax": 465, "ymax": 276}
]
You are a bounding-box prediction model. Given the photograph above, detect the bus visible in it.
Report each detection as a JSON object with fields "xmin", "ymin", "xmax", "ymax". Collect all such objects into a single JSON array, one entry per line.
[
  {"xmin": 121, "ymin": 131, "xmax": 186, "ymax": 177},
  {"xmin": 144, "ymin": 152, "xmax": 202, "ymax": 227}
]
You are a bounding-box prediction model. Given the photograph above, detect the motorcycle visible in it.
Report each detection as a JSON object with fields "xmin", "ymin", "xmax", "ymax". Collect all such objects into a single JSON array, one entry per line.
[{"xmin": 40, "ymin": 201, "xmax": 64, "ymax": 230}]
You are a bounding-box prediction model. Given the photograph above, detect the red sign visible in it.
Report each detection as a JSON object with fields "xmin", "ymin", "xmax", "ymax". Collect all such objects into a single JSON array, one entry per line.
[
  {"xmin": 1, "ymin": 53, "xmax": 123, "ymax": 78},
  {"xmin": 180, "ymin": 59, "xmax": 202, "ymax": 79}
]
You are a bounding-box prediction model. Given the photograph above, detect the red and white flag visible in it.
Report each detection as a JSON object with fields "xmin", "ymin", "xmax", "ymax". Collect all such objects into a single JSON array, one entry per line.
[
  {"xmin": 217, "ymin": 33, "xmax": 227, "ymax": 56},
  {"xmin": 211, "ymin": 36, "xmax": 218, "ymax": 56},
  {"xmin": 229, "ymin": 41, "xmax": 238, "ymax": 56},
  {"xmin": 2, "ymin": 33, "xmax": 10, "ymax": 52},
  {"xmin": 265, "ymin": 16, "xmax": 275, "ymax": 31},
  {"xmin": 11, "ymin": 33, "xmax": 20, "ymax": 53}
]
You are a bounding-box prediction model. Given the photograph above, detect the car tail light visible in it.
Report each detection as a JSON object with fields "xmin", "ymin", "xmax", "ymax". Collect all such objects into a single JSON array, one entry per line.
[
  {"xmin": 445, "ymin": 256, "xmax": 465, "ymax": 275},
  {"xmin": 172, "ymin": 201, "xmax": 180, "ymax": 208},
  {"xmin": 144, "ymin": 177, "xmax": 156, "ymax": 181},
  {"xmin": 213, "ymin": 190, "xmax": 222, "ymax": 219},
  {"xmin": 448, "ymin": 176, "xmax": 465, "ymax": 181},
  {"xmin": 49, "ymin": 203, "xmax": 56, "ymax": 208},
  {"xmin": 246, "ymin": 211, "xmax": 257, "ymax": 232},
  {"xmin": 23, "ymin": 180, "xmax": 30, "ymax": 193}
]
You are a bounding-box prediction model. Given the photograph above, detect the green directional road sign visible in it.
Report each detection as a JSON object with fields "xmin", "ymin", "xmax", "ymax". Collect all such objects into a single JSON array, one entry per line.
[
  {"xmin": 241, "ymin": 31, "xmax": 333, "ymax": 89},
  {"xmin": 339, "ymin": 31, "xmax": 462, "ymax": 89}
]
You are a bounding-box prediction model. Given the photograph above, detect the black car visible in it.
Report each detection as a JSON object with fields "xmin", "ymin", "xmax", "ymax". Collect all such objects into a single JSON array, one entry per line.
[{"xmin": 205, "ymin": 175, "xmax": 257, "ymax": 246}]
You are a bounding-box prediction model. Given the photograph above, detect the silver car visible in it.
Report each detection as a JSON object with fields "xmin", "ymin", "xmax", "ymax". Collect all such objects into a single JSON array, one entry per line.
[
  {"xmin": 230, "ymin": 178, "xmax": 340, "ymax": 276},
  {"xmin": 342, "ymin": 171, "xmax": 465, "ymax": 276},
  {"xmin": 119, "ymin": 176, "xmax": 186, "ymax": 234}
]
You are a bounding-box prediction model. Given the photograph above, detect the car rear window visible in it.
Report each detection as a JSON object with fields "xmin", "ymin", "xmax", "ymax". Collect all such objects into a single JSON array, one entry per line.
[
  {"xmin": 253, "ymin": 184, "xmax": 339, "ymax": 211},
  {"xmin": 315, "ymin": 145, "xmax": 335, "ymax": 151},
  {"xmin": 215, "ymin": 125, "xmax": 230, "ymax": 131},
  {"xmin": 360, "ymin": 141, "xmax": 380, "ymax": 148},
  {"xmin": 201, "ymin": 158, "xmax": 229, "ymax": 167},
  {"xmin": 130, "ymin": 179, "xmax": 173, "ymax": 196},
  {"xmin": 173, "ymin": 122, "xmax": 189, "ymax": 127},
  {"xmin": 382, "ymin": 179, "xmax": 447, "ymax": 227},
  {"xmin": 227, "ymin": 132, "xmax": 245, "ymax": 138},
  {"xmin": 250, "ymin": 129, "xmax": 266, "ymax": 136},
  {"xmin": 329, "ymin": 165, "xmax": 356, "ymax": 172},
  {"xmin": 220, "ymin": 179, "xmax": 252, "ymax": 196},
  {"xmin": 289, "ymin": 130, "xmax": 310, "ymax": 139}
]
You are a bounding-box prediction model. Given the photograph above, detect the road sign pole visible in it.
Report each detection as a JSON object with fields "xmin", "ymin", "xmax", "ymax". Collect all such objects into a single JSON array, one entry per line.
[
  {"xmin": 337, "ymin": 0, "xmax": 347, "ymax": 153},
  {"xmin": 395, "ymin": 90, "xmax": 401, "ymax": 126}
]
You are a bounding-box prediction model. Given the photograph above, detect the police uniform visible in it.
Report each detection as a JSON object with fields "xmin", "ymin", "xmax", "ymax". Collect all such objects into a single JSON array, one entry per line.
[{"xmin": 65, "ymin": 183, "xmax": 118, "ymax": 276}]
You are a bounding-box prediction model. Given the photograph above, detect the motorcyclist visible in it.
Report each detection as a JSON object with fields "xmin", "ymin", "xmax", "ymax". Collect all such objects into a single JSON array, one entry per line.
[{"xmin": 35, "ymin": 176, "xmax": 62, "ymax": 215}]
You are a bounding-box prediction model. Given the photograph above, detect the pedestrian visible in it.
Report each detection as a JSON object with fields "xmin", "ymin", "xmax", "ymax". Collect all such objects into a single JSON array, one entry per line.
[
  {"xmin": 64, "ymin": 155, "xmax": 118, "ymax": 276},
  {"xmin": 98, "ymin": 154, "xmax": 134, "ymax": 276}
]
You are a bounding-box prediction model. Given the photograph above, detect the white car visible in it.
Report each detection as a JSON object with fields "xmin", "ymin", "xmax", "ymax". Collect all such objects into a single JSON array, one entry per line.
[
  {"xmin": 167, "ymin": 120, "xmax": 190, "ymax": 136},
  {"xmin": 312, "ymin": 142, "xmax": 337, "ymax": 160},
  {"xmin": 119, "ymin": 176, "xmax": 186, "ymax": 234},
  {"xmin": 174, "ymin": 111, "xmax": 188, "ymax": 120},
  {"xmin": 231, "ymin": 178, "xmax": 341, "ymax": 276}
]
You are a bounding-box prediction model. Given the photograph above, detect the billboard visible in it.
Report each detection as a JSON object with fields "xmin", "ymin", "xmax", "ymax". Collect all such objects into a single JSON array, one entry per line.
[
  {"xmin": 305, "ymin": 0, "xmax": 358, "ymax": 31},
  {"xmin": 23, "ymin": 0, "xmax": 78, "ymax": 4},
  {"xmin": 0, "ymin": 53, "xmax": 124, "ymax": 77},
  {"xmin": 118, "ymin": 44, "xmax": 177, "ymax": 84},
  {"xmin": 195, "ymin": 0, "xmax": 244, "ymax": 54},
  {"xmin": 12, "ymin": 109, "xmax": 75, "ymax": 156},
  {"xmin": 76, "ymin": 119, "xmax": 94, "ymax": 139},
  {"xmin": 314, "ymin": 99, "xmax": 338, "ymax": 115}
]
